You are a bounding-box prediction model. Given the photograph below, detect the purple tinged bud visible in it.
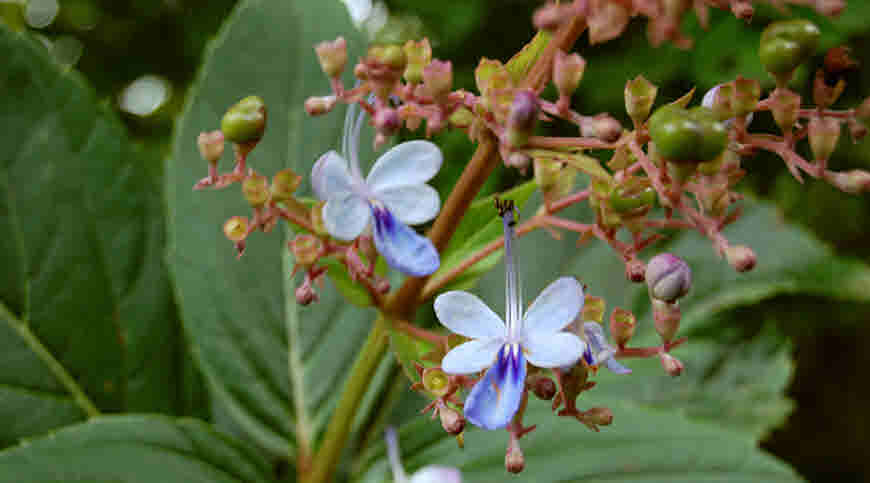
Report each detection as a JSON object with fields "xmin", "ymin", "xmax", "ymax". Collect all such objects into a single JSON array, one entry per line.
[
  {"xmin": 532, "ymin": 376, "xmax": 557, "ymax": 401},
  {"xmin": 223, "ymin": 216, "xmax": 248, "ymax": 242},
  {"xmin": 609, "ymin": 307, "xmax": 636, "ymax": 348},
  {"xmin": 624, "ymin": 75, "xmax": 657, "ymax": 125},
  {"xmin": 553, "ymin": 50, "xmax": 586, "ymax": 99},
  {"xmin": 314, "ymin": 37, "xmax": 347, "ymax": 79},
  {"xmin": 809, "ymin": 116, "xmax": 841, "ymax": 161},
  {"xmin": 505, "ymin": 439, "xmax": 525, "ymax": 474},
  {"xmin": 197, "ymin": 130, "xmax": 225, "ymax": 164},
  {"xmin": 289, "ymin": 234, "xmax": 322, "ymax": 266},
  {"xmin": 506, "ymin": 89, "xmax": 539, "ymax": 148},
  {"xmin": 374, "ymin": 108, "xmax": 401, "ymax": 137},
  {"xmin": 725, "ymin": 244, "xmax": 756, "ymax": 272},
  {"xmin": 304, "ymin": 95, "xmax": 338, "ymax": 116},
  {"xmin": 439, "ymin": 405, "xmax": 465, "ymax": 435},
  {"xmin": 828, "ymin": 169, "xmax": 870, "ymax": 194},
  {"xmin": 652, "ymin": 299, "xmax": 681, "ymax": 344},
  {"xmin": 242, "ymin": 173, "xmax": 270, "ymax": 208},
  {"xmin": 660, "ymin": 353, "xmax": 684, "ymax": 376},
  {"xmin": 645, "ymin": 253, "xmax": 691, "ymax": 302},
  {"xmin": 422, "ymin": 60, "xmax": 453, "ymax": 102}
]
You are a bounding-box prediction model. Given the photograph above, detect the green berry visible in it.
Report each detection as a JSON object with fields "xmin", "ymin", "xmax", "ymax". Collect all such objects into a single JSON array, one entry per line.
[
  {"xmin": 609, "ymin": 186, "xmax": 656, "ymax": 213},
  {"xmin": 221, "ymin": 96, "xmax": 266, "ymax": 143},
  {"xmin": 648, "ymin": 105, "xmax": 727, "ymax": 164},
  {"xmin": 759, "ymin": 19, "xmax": 820, "ymax": 76}
]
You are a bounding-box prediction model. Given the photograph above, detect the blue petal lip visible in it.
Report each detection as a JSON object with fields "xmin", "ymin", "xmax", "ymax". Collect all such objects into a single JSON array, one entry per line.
[
  {"xmin": 464, "ymin": 344, "xmax": 527, "ymax": 430},
  {"xmin": 604, "ymin": 357, "xmax": 632, "ymax": 375},
  {"xmin": 371, "ymin": 204, "xmax": 440, "ymax": 276}
]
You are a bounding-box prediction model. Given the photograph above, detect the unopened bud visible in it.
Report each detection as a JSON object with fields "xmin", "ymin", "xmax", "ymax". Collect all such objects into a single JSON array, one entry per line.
[
  {"xmin": 422, "ymin": 60, "xmax": 453, "ymax": 102},
  {"xmin": 583, "ymin": 407, "xmax": 614, "ymax": 426},
  {"xmin": 731, "ymin": 0, "xmax": 753, "ymax": 21},
  {"xmin": 624, "ymin": 75, "xmax": 657, "ymax": 125},
  {"xmin": 725, "ymin": 244, "xmax": 756, "ymax": 272},
  {"xmin": 769, "ymin": 88, "xmax": 801, "ymax": 134},
  {"xmin": 269, "ymin": 169, "xmax": 301, "ymax": 203},
  {"xmin": 439, "ymin": 405, "xmax": 465, "ymax": 435},
  {"xmin": 369, "ymin": 44, "xmax": 406, "ymax": 70},
  {"xmin": 532, "ymin": 377, "xmax": 557, "ymax": 400},
  {"xmin": 289, "ymin": 234, "xmax": 322, "ymax": 266},
  {"xmin": 242, "ymin": 173, "xmax": 269, "ymax": 208},
  {"xmin": 315, "ymin": 37, "xmax": 347, "ymax": 79},
  {"xmin": 732, "ymin": 76, "xmax": 760, "ymax": 118},
  {"xmin": 221, "ymin": 96, "xmax": 266, "ymax": 144},
  {"xmin": 652, "ymin": 299, "xmax": 681, "ymax": 343},
  {"xmin": 374, "ymin": 108, "xmax": 401, "ymax": 137},
  {"xmin": 581, "ymin": 295, "xmax": 606, "ymax": 324},
  {"xmin": 660, "ymin": 353, "xmax": 684, "ymax": 376},
  {"xmin": 580, "ymin": 114, "xmax": 622, "ymax": 143},
  {"xmin": 808, "ymin": 116, "xmax": 841, "ymax": 161},
  {"xmin": 295, "ymin": 278, "xmax": 318, "ymax": 305},
  {"xmin": 448, "ymin": 106, "xmax": 474, "ymax": 129},
  {"xmin": 828, "ymin": 169, "xmax": 870, "ymax": 194},
  {"xmin": 197, "ymin": 130, "xmax": 225, "ymax": 163},
  {"xmin": 505, "ymin": 440, "xmax": 525, "ymax": 474},
  {"xmin": 554, "ymin": 50, "xmax": 586, "ymax": 99},
  {"xmin": 304, "ymin": 95, "xmax": 338, "ymax": 116},
  {"xmin": 646, "ymin": 253, "xmax": 691, "ymax": 302},
  {"xmin": 223, "ymin": 216, "xmax": 249, "ymax": 242},
  {"xmin": 506, "ymin": 90, "xmax": 539, "ymax": 148},
  {"xmin": 625, "ymin": 259, "xmax": 646, "ymax": 283},
  {"xmin": 815, "ymin": 0, "xmax": 845, "ymax": 16},
  {"xmin": 403, "ymin": 38, "xmax": 432, "ymax": 84},
  {"xmin": 609, "ymin": 307, "xmax": 636, "ymax": 347},
  {"xmin": 422, "ymin": 368, "xmax": 450, "ymax": 397}
]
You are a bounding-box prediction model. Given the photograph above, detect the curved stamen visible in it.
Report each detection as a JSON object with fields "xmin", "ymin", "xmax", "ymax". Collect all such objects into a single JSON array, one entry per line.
[{"xmin": 498, "ymin": 199, "xmax": 522, "ymax": 342}]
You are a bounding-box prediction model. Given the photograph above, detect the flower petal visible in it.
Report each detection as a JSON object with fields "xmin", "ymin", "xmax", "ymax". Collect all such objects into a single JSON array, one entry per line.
[
  {"xmin": 603, "ymin": 357, "xmax": 632, "ymax": 375},
  {"xmin": 323, "ymin": 193, "xmax": 370, "ymax": 240},
  {"xmin": 441, "ymin": 338, "xmax": 504, "ymax": 375},
  {"xmin": 521, "ymin": 277, "xmax": 584, "ymax": 338},
  {"xmin": 464, "ymin": 344, "xmax": 526, "ymax": 430},
  {"xmin": 434, "ymin": 291, "xmax": 506, "ymax": 339},
  {"xmin": 372, "ymin": 204, "xmax": 439, "ymax": 276},
  {"xmin": 366, "ymin": 140, "xmax": 442, "ymax": 191},
  {"xmin": 311, "ymin": 150, "xmax": 355, "ymax": 200},
  {"xmin": 522, "ymin": 331, "xmax": 586, "ymax": 368},
  {"xmin": 375, "ymin": 184, "xmax": 440, "ymax": 225},
  {"xmin": 410, "ymin": 467, "xmax": 462, "ymax": 483}
]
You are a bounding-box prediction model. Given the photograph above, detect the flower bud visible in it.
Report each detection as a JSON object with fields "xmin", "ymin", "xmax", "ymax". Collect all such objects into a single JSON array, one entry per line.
[
  {"xmin": 289, "ymin": 234, "xmax": 322, "ymax": 266},
  {"xmin": 439, "ymin": 405, "xmax": 465, "ymax": 435},
  {"xmin": 270, "ymin": 168, "xmax": 302, "ymax": 202},
  {"xmin": 402, "ymin": 38, "xmax": 431, "ymax": 84},
  {"xmin": 374, "ymin": 108, "xmax": 401, "ymax": 137},
  {"xmin": 295, "ymin": 278, "xmax": 318, "ymax": 306},
  {"xmin": 506, "ymin": 90, "xmax": 539, "ymax": 148},
  {"xmin": 648, "ymin": 105, "xmax": 727, "ymax": 164},
  {"xmin": 304, "ymin": 95, "xmax": 338, "ymax": 116},
  {"xmin": 725, "ymin": 244, "xmax": 756, "ymax": 272},
  {"xmin": 505, "ymin": 440, "xmax": 525, "ymax": 474},
  {"xmin": 583, "ymin": 407, "xmax": 614, "ymax": 426},
  {"xmin": 422, "ymin": 60, "xmax": 453, "ymax": 102},
  {"xmin": 223, "ymin": 216, "xmax": 249, "ymax": 242},
  {"xmin": 808, "ymin": 116, "xmax": 840, "ymax": 161},
  {"xmin": 197, "ymin": 130, "xmax": 225, "ymax": 163},
  {"xmin": 368, "ymin": 44, "xmax": 406, "ymax": 70},
  {"xmin": 624, "ymin": 75, "xmax": 657, "ymax": 126},
  {"xmin": 221, "ymin": 96, "xmax": 267, "ymax": 144},
  {"xmin": 625, "ymin": 258, "xmax": 646, "ymax": 283},
  {"xmin": 827, "ymin": 169, "xmax": 870, "ymax": 194},
  {"xmin": 645, "ymin": 253, "xmax": 691, "ymax": 302},
  {"xmin": 768, "ymin": 88, "xmax": 801, "ymax": 134},
  {"xmin": 422, "ymin": 368, "xmax": 450, "ymax": 397},
  {"xmin": 815, "ymin": 0, "xmax": 845, "ymax": 16},
  {"xmin": 314, "ymin": 37, "xmax": 347, "ymax": 79},
  {"xmin": 242, "ymin": 173, "xmax": 269, "ymax": 208},
  {"xmin": 448, "ymin": 106, "xmax": 474, "ymax": 129},
  {"xmin": 580, "ymin": 114, "xmax": 623, "ymax": 143},
  {"xmin": 732, "ymin": 76, "xmax": 760, "ymax": 118},
  {"xmin": 660, "ymin": 353, "xmax": 684, "ymax": 376},
  {"xmin": 532, "ymin": 376, "xmax": 557, "ymax": 401},
  {"xmin": 652, "ymin": 299, "xmax": 681, "ymax": 343},
  {"xmin": 609, "ymin": 307, "xmax": 636, "ymax": 348},
  {"xmin": 533, "ymin": 2, "xmax": 568, "ymax": 31},
  {"xmin": 581, "ymin": 295, "xmax": 606, "ymax": 324},
  {"xmin": 553, "ymin": 50, "xmax": 586, "ymax": 99}
]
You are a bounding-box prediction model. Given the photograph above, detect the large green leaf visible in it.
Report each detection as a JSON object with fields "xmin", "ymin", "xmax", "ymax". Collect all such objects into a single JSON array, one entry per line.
[
  {"xmin": 0, "ymin": 415, "xmax": 274, "ymax": 482},
  {"xmin": 355, "ymin": 396, "xmax": 801, "ymax": 482},
  {"xmin": 0, "ymin": 25, "xmax": 181, "ymax": 446},
  {"xmin": 166, "ymin": 0, "xmax": 383, "ymax": 459}
]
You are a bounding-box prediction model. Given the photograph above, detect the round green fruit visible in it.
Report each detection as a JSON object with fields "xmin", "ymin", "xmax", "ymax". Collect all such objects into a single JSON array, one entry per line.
[
  {"xmin": 221, "ymin": 96, "xmax": 266, "ymax": 143},
  {"xmin": 759, "ymin": 19, "xmax": 820, "ymax": 76},
  {"xmin": 648, "ymin": 105, "xmax": 727, "ymax": 163}
]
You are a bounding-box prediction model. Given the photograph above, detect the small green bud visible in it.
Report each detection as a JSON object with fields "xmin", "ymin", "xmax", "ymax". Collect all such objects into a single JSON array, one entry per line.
[
  {"xmin": 624, "ymin": 75, "xmax": 657, "ymax": 125},
  {"xmin": 448, "ymin": 106, "xmax": 473, "ymax": 128},
  {"xmin": 581, "ymin": 295, "xmax": 606, "ymax": 324},
  {"xmin": 197, "ymin": 130, "xmax": 225, "ymax": 164},
  {"xmin": 759, "ymin": 19, "xmax": 820, "ymax": 81},
  {"xmin": 221, "ymin": 96, "xmax": 267, "ymax": 144},
  {"xmin": 553, "ymin": 50, "xmax": 586, "ymax": 99},
  {"xmin": 223, "ymin": 216, "xmax": 249, "ymax": 242},
  {"xmin": 609, "ymin": 185, "xmax": 656, "ymax": 213},
  {"xmin": 808, "ymin": 116, "xmax": 841, "ymax": 161},
  {"xmin": 422, "ymin": 368, "xmax": 450, "ymax": 397},
  {"xmin": 402, "ymin": 38, "xmax": 431, "ymax": 84},
  {"xmin": 732, "ymin": 76, "xmax": 761, "ymax": 118},
  {"xmin": 314, "ymin": 37, "xmax": 347, "ymax": 79},
  {"xmin": 289, "ymin": 234, "xmax": 322, "ymax": 266},
  {"xmin": 368, "ymin": 44, "xmax": 406, "ymax": 69},
  {"xmin": 242, "ymin": 173, "xmax": 269, "ymax": 208},
  {"xmin": 271, "ymin": 169, "xmax": 302, "ymax": 202},
  {"xmin": 609, "ymin": 307, "xmax": 636, "ymax": 348}
]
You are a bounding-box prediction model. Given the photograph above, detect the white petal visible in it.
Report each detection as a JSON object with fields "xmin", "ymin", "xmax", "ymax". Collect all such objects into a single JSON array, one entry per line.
[
  {"xmin": 521, "ymin": 277, "xmax": 583, "ymax": 338},
  {"xmin": 311, "ymin": 151, "xmax": 355, "ymax": 200},
  {"xmin": 522, "ymin": 331, "xmax": 586, "ymax": 368},
  {"xmin": 441, "ymin": 338, "xmax": 504, "ymax": 375},
  {"xmin": 366, "ymin": 140, "xmax": 442, "ymax": 191},
  {"xmin": 434, "ymin": 291, "xmax": 506, "ymax": 339},
  {"xmin": 323, "ymin": 193, "xmax": 370, "ymax": 240},
  {"xmin": 410, "ymin": 466, "xmax": 462, "ymax": 483},
  {"xmin": 375, "ymin": 184, "xmax": 440, "ymax": 225}
]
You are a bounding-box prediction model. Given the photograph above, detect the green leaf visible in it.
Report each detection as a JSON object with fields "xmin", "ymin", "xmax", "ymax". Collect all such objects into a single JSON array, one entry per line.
[
  {"xmin": 166, "ymin": 0, "xmax": 386, "ymax": 458},
  {"xmin": 0, "ymin": 415, "xmax": 275, "ymax": 482},
  {"xmin": 0, "ymin": 25, "xmax": 182, "ymax": 446},
  {"xmin": 355, "ymin": 397, "xmax": 801, "ymax": 482}
]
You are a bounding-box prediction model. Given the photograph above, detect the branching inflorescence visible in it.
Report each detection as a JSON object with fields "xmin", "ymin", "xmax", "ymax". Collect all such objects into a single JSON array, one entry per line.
[{"xmin": 191, "ymin": 0, "xmax": 868, "ymax": 477}]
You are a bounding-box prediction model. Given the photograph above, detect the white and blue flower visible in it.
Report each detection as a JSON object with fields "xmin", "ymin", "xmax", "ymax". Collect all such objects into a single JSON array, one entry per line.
[
  {"xmin": 311, "ymin": 103, "xmax": 441, "ymax": 276},
  {"xmin": 580, "ymin": 322, "xmax": 631, "ymax": 375},
  {"xmin": 434, "ymin": 206, "xmax": 586, "ymax": 430},
  {"xmin": 385, "ymin": 427, "xmax": 461, "ymax": 483}
]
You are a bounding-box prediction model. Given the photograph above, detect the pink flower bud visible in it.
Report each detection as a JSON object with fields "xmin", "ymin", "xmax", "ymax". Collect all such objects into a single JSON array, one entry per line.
[
  {"xmin": 579, "ymin": 113, "xmax": 622, "ymax": 143},
  {"xmin": 660, "ymin": 353, "xmax": 684, "ymax": 376},
  {"xmin": 609, "ymin": 307, "xmax": 636, "ymax": 348},
  {"xmin": 553, "ymin": 50, "xmax": 586, "ymax": 99},
  {"xmin": 314, "ymin": 37, "xmax": 347, "ymax": 79},
  {"xmin": 725, "ymin": 244, "xmax": 757, "ymax": 272},
  {"xmin": 289, "ymin": 234, "xmax": 322, "ymax": 266},
  {"xmin": 422, "ymin": 60, "xmax": 453, "ymax": 102},
  {"xmin": 439, "ymin": 405, "xmax": 465, "ymax": 435},
  {"xmin": 808, "ymin": 116, "xmax": 841, "ymax": 161},
  {"xmin": 505, "ymin": 440, "xmax": 525, "ymax": 474},
  {"xmin": 652, "ymin": 299, "xmax": 681, "ymax": 343},
  {"xmin": 583, "ymin": 407, "xmax": 614, "ymax": 426},
  {"xmin": 731, "ymin": 0, "xmax": 753, "ymax": 21},
  {"xmin": 242, "ymin": 173, "xmax": 270, "ymax": 208},
  {"xmin": 815, "ymin": 0, "xmax": 845, "ymax": 16},
  {"xmin": 374, "ymin": 108, "xmax": 401, "ymax": 137},
  {"xmin": 828, "ymin": 169, "xmax": 870, "ymax": 194},
  {"xmin": 223, "ymin": 216, "xmax": 249, "ymax": 242},
  {"xmin": 197, "ymin": 130, "xmax": 225, "ymax": 164},
  {"xmin": 295, "ymin": 279, "xmax": 318, "ymax": 305},
  {"xmin": 304, "ymin": 95, "xmax": 338, "ymax": 116},
  {"xmin": 646, "ymin": 253, "xmax": 691, "ymax": 302},
  {"xmin": 625, "ymin": 259, "xmax": 646, "ymax": 283},
  {"xmin": 533, "ymin": 2, "xmax": 568, "ymax": 31}
]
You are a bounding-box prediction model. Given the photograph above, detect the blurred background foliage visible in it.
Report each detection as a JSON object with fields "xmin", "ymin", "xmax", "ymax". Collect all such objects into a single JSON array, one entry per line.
[{"xmin": 2, "ymin": 0, "xmax": 870, "ymax": 480}]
